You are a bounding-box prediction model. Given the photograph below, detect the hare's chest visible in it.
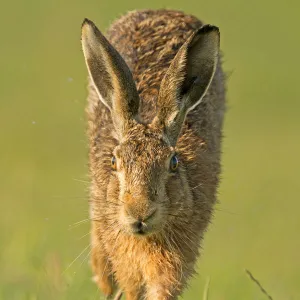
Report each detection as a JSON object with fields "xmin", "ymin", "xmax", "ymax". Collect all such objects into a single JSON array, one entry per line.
[{"xmin": 109, "ymin": 236, "xmax": 181, "ymax": 288}]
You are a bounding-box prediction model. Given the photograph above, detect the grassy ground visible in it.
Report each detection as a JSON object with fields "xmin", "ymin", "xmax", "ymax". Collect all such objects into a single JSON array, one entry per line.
[{"xmin": 1, "ymin": 0, "xmax": 299, "ymax": 299}]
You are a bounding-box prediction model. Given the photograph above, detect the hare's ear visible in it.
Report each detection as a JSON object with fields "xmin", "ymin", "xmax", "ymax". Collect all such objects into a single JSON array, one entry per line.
[
  {"xmin": 81, "ymin": 19, "xmax": 139, "ymax": 136},
  {"xmin": 153, "ymin": 25, "xmax": 220, "ymax": 145}
]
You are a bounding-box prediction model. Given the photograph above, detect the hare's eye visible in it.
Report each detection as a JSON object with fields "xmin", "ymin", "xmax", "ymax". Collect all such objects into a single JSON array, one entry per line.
[
  {"xmin": 111, "ymin": 156, "xmax": 117, "ymax": 170},
  {"xmin": 170, "ymin": 155, "xmax": 179, "ymax": 172}
]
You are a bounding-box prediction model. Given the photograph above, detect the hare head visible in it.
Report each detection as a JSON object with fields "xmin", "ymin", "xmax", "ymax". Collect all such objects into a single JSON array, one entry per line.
[{"xmin": 81, "ymin": 19, "xmax": 220, "ymax": 237}]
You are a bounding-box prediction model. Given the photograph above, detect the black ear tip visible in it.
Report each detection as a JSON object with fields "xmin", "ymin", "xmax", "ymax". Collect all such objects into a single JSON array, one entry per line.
[
  {"xmin": 82, "ymin": 18, "xmax": 95, "ymax": 29},
  {"xmin": 81, "ymin": 18, "xmax": 103, "ymax": 38},
  {"xmin": 198, "ymin": 24, "xmax": 220, "ymax": 35}
]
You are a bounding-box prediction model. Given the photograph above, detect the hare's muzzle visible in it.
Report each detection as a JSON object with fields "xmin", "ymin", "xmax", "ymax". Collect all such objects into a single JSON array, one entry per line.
[
  {"xmin": 122, "ymin": 191, "xmax": 158, "ymax": 235},
  {"xmin": 129, "ymin": 209, "xmax": 157, "ymax": 235},
  {"xmin": 125, "ymin": 207, "xmax": 157, "ymax": 235}
]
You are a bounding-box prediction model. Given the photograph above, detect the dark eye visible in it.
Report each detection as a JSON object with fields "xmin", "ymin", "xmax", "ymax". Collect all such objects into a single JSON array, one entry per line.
[
  {"xmin": 170, "ymin": 155, "xmax": 179, "ymax": 172},
  {"xmin": 111, "ymin": 156, "xmax": 117, "ymax": 170}
]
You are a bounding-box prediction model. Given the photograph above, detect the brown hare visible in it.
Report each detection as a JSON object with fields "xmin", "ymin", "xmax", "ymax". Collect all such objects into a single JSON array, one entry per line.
[{"xmin": 81, "ymin": 9, "xmax": 225, "ymax": 300}]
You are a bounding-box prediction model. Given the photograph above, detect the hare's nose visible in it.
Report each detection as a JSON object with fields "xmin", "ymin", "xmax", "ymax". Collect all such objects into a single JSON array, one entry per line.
[
  {"xmin": 129, "ymin": 209, "xmax": 157, "ymax": 234},
  {"xmin": 131, "ymin": 220, "xmax": 145, "ymax": 233}
]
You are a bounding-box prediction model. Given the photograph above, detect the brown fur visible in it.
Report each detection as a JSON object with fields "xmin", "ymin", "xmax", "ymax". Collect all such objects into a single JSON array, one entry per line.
[{"xmin": 81, "ymin": 9, "xmax": 225, "ymax": 300}]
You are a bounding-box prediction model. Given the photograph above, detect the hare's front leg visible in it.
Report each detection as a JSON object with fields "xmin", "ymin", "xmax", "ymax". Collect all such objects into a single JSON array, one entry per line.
[
  {"xmin": 116, "ymin": 278, "xmax": 144, "ymax": 300},
  {"xmin": 91, "ymin": 233, "xmax": 115, "ymax": 297},
  {"xmin": 145, "ymin": 285, "xmax": 180, "ymax": 300},
  {"xmin": 145, "ymin": 272, "xmax": 184, "ymax": 300}
]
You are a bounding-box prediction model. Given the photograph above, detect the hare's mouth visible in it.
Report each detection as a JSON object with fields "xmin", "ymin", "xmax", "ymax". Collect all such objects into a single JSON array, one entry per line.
[
  {"xmin": 131, "ymin": 220, "xmax": 152, "ymax": 236},
  {"xmin": 123, "ymin": 209, "xmax": 159, "ymax": 236},
  {"xmin": 134, "ymin": 228, "xmax": 147, "ymax": 235}
]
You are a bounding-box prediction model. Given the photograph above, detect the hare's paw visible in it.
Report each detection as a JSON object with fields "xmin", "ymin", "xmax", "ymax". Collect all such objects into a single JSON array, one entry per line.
[
  {"xmin": 91, "ymin": 248, "xmax": 115, "ymax": 297},
  {"xmin": 92, "ymin": 274, "xmax": 114, "ymax": 297},
  {"xmin": 145, "ymin": 283, "xmax": 181, "ymax": 300}
]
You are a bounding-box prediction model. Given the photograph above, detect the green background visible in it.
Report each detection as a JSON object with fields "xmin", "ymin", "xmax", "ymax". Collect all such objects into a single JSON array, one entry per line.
[{"xmin": 1, "ymin": 0, "xmax": 299, "ymax": 299}]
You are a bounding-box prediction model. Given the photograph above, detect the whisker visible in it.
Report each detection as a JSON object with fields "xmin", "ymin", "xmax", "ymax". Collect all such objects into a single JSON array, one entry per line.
[
  {"xmin": 80, "ymin": 247, "xmax": 92, "ymax": 268},
  {"xmin": 190, "ymin": 182, "xmax": 217, "ymax": 190},
  {"xmin": 78, "ymin": 231, "xmax": 91, "ymax": 240},
  {"xmin": 68, "ymin": 218, "xmax": 90, "ymax": 230},
  {"xmin": 90, "ymin": 218, "xmax": 101, "ymax": 223},
  {"xmin": 73, "ymin": 178, "xmax": 90, "ymax": 184},
  {"xmin": 191, "ymin": 183, "xmax": 202, "ymax": 190},
  {"xmin": 62, "ymin": 243, "xmax": 90, "ymax": 274},
  {"xmin": 69, "ymin": 216, "xmax": 118, "ymax": 230}
]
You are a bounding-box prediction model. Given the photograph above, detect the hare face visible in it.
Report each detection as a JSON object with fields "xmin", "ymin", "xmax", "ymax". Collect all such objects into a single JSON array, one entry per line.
[{"xmin": 108, "ymin": 125, "xmax": 183, "ymax": 236}]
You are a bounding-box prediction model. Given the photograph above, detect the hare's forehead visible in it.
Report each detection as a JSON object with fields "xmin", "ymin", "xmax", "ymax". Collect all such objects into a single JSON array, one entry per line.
[{"xmin": 117, "ymin": 137, "xmax": 171, "ymax": 162}]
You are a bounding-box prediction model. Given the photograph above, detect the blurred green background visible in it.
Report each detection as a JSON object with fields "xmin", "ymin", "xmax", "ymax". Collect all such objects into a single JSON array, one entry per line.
[{"xmin": 1, "ymin": 0, "xmax": 299, "ymax": 299}]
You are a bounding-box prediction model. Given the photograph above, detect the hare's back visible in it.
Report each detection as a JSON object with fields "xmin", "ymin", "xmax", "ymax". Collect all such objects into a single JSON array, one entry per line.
[{"xmin": 106, "ymin": 10, "xmax": 203, "ymax": 121}]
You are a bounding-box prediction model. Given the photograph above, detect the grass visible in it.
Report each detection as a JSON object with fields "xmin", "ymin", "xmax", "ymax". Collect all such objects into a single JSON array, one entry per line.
[
  {"xmin": 245, "ymin": 270, "xmax": 273, "ymax": 300},
  {"xmin": 110, "ymin": 270, "xmax": 274, "ymax": 299},
  {"xmin": 1, "ymin": 0, "xmax": 300, "ymax": 299}
]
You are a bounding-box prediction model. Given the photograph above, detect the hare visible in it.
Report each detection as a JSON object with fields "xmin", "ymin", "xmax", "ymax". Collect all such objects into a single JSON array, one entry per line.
[{"xmin": 81, "ymin": 9, "xmax": 225, "ymax": 300}]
